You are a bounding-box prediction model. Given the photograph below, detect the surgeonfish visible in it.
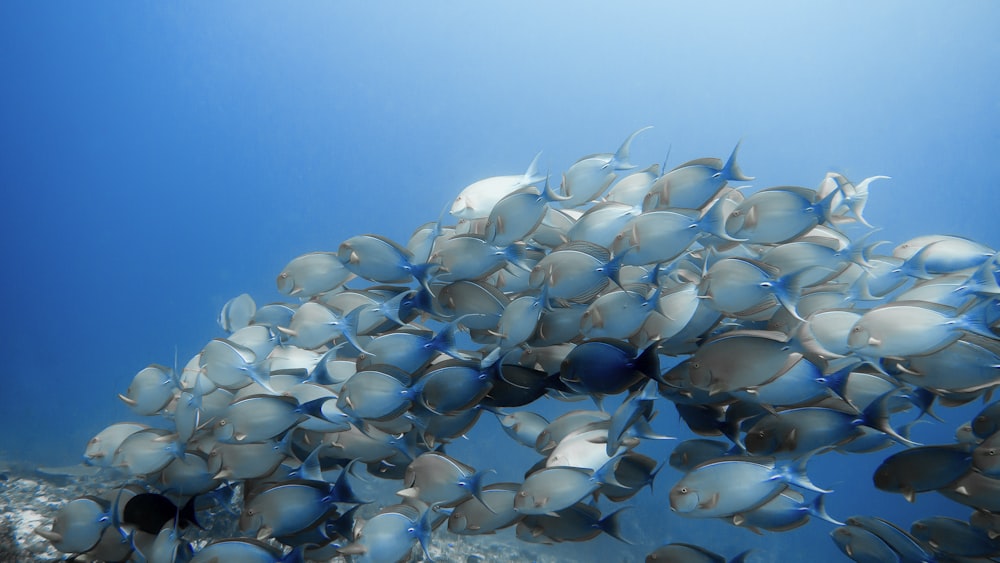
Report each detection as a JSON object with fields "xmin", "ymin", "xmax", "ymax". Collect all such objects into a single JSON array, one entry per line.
[
  {"xmin": 559, "ymin": 127, "xmax": 652, "ymax": 208},
  {"xmin": 277, "ymin": 251, "xmax": 353, "ymax": 297},
  {"xmin": 341, "ymin": 502, "xmax": 434, "ymax": 563},
  {"xmin": 830, "ymin": 524, "xmax": 899, "ymax": 563},
  {"xmin": 644, "ymin": 542, "xmax": 750, "ymax": 563},
  {"xmin": 451, "ymin": 152, "xmax": 544, "ymax": 220},
  {"xmin": 34, "ymin": 496, "xmax": 113, "ymax": 554},
  {"xmin": 43, "ymin": 132, "xmax": 1000, "ymax": 563},
  {"xmin": 118, "ymin": 364, "xmax": 177, "ymax": 416},
  {"xmin": 872, "ymin": 444, "xmax": 973, "ymax": 502},
  {"xmin": 397, "ymin": 451, "xmax": 491, "ymax": 508},
  {"xmin": 643, "ymin": 141, "xmax": 753, "ymax": 211},
  {"xmin": 910, "ymin": 516, "xmax": 1000, "ymax": 558},
  {"xmin": 669, "ymin": 455, "xmax": 828, "ymax": 519}
]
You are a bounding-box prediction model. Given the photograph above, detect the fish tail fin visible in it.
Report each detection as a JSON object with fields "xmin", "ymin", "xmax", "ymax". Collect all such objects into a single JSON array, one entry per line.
[
  {"xmin": 341, "ymin": 306, "xmax": 374, "ymax": 356},
  {"xmin": 699, "ymin": 192, "xmax": 747, "ymax": 242},
  {"xmin": 598, "ymin": 506, "xmax": 634, "ymax": 544},
  {"xmin": 468, "ymin": 468, "xmax": 497, "ymax": 513},
  {"xmin": 779, "ymin": 448, "xmax": 832, "ymax": 493},
  {"xmin": 860, "ymin": 389, "xmax": 922, "ymax": 447},
  {"xmin": 521, "ymin": 151, "xmax": 545, "ymax": 186},
  {"xmin": 543, "ymin": 172, "xmax": 572, "ymax": 203},
  {"xmin": 809, "ymin": 493, "xmax": 844, "ymax": 526},
  {"xmin": 595, "ymin": 457, "xmax": 627, "ymax": 489},
  {"xmin": 907, "ymin": 387, "xmax": 944, "ymax": 422},
  {"xmin": 635, "ymin": 342, "xmax": 661, "ymax": 382},
  {"xmin": 246, "ymin": 361, "xmax": 279, "ymax": 395},
  {"xmin": 958, "ymin": 299, "xmax": 999, "ymax": 340},
  {"xmin": 504, "ymin": 242, "xmax": 532, "ymax": 272},
  {"xmin": 847, "ymin": 175, "xmax": 890, "ymax": 227},
  {"xmin": 413, "ymin": 505, "xmax": 436, "ymax": 562},
  {"xmin": 723, "ymin": 140, "xmax": 754, "ymax": 181},
  {"xmin": 610, "ymin": 126, "xmax": 653, "ymax": 170},
  {"xmin": 179, "ymin": 495, "xmax": 203, "ymax": 530}
]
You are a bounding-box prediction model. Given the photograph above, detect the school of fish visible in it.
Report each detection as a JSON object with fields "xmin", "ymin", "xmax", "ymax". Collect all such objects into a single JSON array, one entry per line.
[{"xmin": 37, "ymin": 128, "xmax": 1000, "ymax": 562}]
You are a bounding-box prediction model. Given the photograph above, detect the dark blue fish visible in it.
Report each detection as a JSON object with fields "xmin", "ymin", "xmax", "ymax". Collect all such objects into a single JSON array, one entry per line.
[
  {"xmin": 873, "ymin": 444, "xmax": 972, "ymax": 502},
  {"xmin": 123, "ymin": 492, "xmax": 201, "ymax": 535},
  {"xmin": 560, "ymin": 339, "xmax": 658, "ymax": 396}
]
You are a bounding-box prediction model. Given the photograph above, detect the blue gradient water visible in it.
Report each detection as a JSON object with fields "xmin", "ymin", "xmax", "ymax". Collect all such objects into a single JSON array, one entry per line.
[{"xmin": 2, "ymin": 2, "xmax": 998, "ymax": 561}]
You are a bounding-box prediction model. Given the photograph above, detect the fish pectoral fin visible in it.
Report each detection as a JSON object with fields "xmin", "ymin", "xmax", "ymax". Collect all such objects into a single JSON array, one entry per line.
[
  {"xmin": 783, "ymin": 428, "xmax": 798, "ymax": 451},
  {"xmin": 698, "ymin": 492, "xmax": 719, "ymax": 510},
  {"xmin": 33, "ymin": 527, "xmax": 61, "ymax": 543},
  {"xmin": 338, "ymin": 542, "xmax": 367, "ymax": 556},
  {"xmin": 903, "ymin": 489, "xmax": 916, "ymax": 503},
  {"xmin": 397, "ymin": 487, "xmax": 420, "ymax": 499},
  {"xmin": 276, "ymin": 325, "xmax": 298, "ymax": 337}
]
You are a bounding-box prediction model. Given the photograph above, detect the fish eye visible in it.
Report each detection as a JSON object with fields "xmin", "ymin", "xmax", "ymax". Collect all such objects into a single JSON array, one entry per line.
[
  {"xmin": 219, "ymin": 420, "xmax": 227, "ymax": 426},
  {"xmin": 989, "ymin": 449, "xmax": 997, "ymax": 456},
  {"xmin": 679, "ymin": 487, "xmax": 688, "ymax": 494},
  {"xmin": 690, "ymin": 361, "xmax": 700, "ymax": 369}
]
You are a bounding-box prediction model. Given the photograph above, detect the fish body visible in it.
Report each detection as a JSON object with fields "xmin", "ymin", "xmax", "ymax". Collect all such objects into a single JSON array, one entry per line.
[
  {"xmin": 873, "ymin": 444, "xmax": 972, "ymax": 501},
  {"xmin": 669, "ymin": 455, "xmax": 827, "ymax": 518}
]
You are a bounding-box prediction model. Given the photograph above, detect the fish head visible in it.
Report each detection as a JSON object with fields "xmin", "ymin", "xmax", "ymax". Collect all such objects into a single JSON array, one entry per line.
[
  {"xmin": 668, "ymin": 483, "xmax": 701, "ymax": 513},
  {"xmin": 846, "ymin": 323, "xmax": 873, "ymax": 351},
  {"xmin": 871, "ymin": 463, "xmax": 900, "ymax": 493},
  {"xmin": 451, "ymin": 194, "xmax": 474, "ymax": 219},
  {"xmin": 744, "ymin": 422, "xmax": 785, "ymax": 455}
]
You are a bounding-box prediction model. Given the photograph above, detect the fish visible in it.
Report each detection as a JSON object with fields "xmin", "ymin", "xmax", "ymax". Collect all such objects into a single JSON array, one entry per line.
[
  {"xmin": 123, "ymin": 492, "xmax": 201, "ymax": 535},
  {"xmin": 34, "ymin": 496, "xmax": 113, "ymax": 554},
  {"xmin": 872, "ymin": 444, "xmax": 973, "ymax": 501},
  {"xmin": 277, "ymin": 251, "xmax": 353, "ymax": 297},
  {"xmin": 341, "ymin": 502, "xmax": 434, "ymax": 563},
  {"xmin": 44, "ymin": 133, "xmax": 1000, "ymax": 563},
  {"xmin": 830, "ymin": 524, "xmax": 899, "ymax": 563},
  {"xmin": 910, "ymin": 516, "xmax": 1000, "ymax": 558},
  {"xmin": 732, "ymin": 490, "xmax": 842, "ymax": 533},
  {"xmin": 515, "ymin": 503, "xmax": 630, "ymax": 544},
  {"xmin": 645, "ymin": 542, "xmax": 750, "ymax": 563},
  {"xmin": 118, "ymin": 364, "xmax": 177, "ymax": 416},
  {"xmin": 446, "ymin": 482, "xmax": 522, "ymax": 535},
  {"xmin": 514, "ymin": 461, "xmax": 620, "ymax": 515},
  {"xmin": 644, "ymin": 142, "xmax": 752, "ymax": 211},
  {"xmin": 669, "ymin": 454, "xmax": 828, "ymax": 519},
  {"xmin": 844, "ymin": 515, "xmax": 935, "ymax": 563},
  {"xmin": 190, "ymin": 538, "xmax": 303, "ymax": 563},
  {"xmin": 451, "ymin": 152, "xmax": 544, "ymax": 220},
  {"xmin": 559, "ymin": 338, "xmax": 659, "ymax": 396},
  {"xmin": 558, "ymin": 127, "xmax": 652, "ymax": 208},
  {"xmin": 397, "ymin": 451, "xmax": 491, "ymax": 507}
]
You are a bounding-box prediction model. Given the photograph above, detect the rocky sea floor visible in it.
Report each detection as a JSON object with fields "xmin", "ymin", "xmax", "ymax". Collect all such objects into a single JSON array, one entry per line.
[{"xmin": 0, "ymin": 459, "xmax": 562, "ymax": 563}]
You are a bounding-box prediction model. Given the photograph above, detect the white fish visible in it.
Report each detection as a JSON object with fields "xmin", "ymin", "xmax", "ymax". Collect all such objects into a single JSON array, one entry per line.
[{"xmin": 451, "ymin": 152, "xmax": 544, "ymax": 219}]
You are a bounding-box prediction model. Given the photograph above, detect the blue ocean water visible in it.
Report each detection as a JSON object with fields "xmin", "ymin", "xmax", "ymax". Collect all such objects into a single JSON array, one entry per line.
[{"xmin": 1, "ymin": 2, "xmax": 998, "ymax": 561}]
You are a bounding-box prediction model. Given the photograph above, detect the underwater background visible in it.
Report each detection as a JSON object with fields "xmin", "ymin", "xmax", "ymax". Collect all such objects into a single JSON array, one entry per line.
[{"xmin": 2, "ymin": 1, "xmax": 999, "ymax": 561}]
